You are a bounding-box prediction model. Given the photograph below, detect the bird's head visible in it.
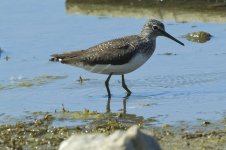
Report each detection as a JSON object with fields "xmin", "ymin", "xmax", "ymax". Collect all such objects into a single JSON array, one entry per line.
[{"xmin": 141, "ymin": 19, "xmax": 184, "ymax": 46}]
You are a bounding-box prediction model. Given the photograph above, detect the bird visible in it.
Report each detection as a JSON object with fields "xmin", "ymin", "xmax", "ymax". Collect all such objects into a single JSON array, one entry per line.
[{"xmin": 50, "ymin": 19, "xmax": 184, "ymax": 98}]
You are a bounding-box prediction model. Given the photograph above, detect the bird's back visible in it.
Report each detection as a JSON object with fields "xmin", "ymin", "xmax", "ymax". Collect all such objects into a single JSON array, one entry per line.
[
  {"xmin": 51, "ymin": 35, "xmax": 144, "ymax": 65},
  {"xmin": 50, "ymin": 34, "xmax": 156, "ymax": 74}
]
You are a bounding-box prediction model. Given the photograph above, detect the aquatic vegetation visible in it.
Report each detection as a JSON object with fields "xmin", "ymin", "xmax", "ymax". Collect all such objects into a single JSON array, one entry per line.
[
  {"xmin": 1, "ymin": 110, "xmax": 226, "ymax": 149},
  {"xmin": 32, "ymin": 108, "xmax": 147, "ymax": 131},
  {"xmin": 78, "ymin": 76, "xmax": 91, "ymax": 84},
  {"xmin": 0, "ymin": 75, "xmax": 67, "ymax": 90},
  {"xmin": 181, "ymin": 31, "xmax": 212, "ymax": 43},
  {"xmin": 0, "ymin": 107, "xmax": 151, "ymax": 149},
  {"xmin": 38, "ymin": 75, "xmax": 67, "ymax": 80},
  {"xmin": 0, "ymin": 84, "xmax": 15, "ymax": 91},
  {"xmin": 16, "ymin": 81, "xmax": 33, "ymax": 87}
]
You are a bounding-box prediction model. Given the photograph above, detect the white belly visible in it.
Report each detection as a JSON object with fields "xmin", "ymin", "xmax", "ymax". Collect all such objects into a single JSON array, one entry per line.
[{"xmin": 77, "ymin": 54, "xmax": 150, "ymax": 75}]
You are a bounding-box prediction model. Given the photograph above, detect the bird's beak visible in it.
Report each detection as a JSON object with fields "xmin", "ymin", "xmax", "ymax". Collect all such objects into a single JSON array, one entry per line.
[{"xmin": 158, "ymin": 29, "xmax": 184, "ymax": 46}]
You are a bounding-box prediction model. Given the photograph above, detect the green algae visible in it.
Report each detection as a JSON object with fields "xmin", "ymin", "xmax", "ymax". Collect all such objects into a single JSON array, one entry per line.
[
  {"xmin": 0, "ymin": 107, "xmax": 149, "ymax": 149},
  {"xmin": 32, "ymin": 108, "xmax": 146, "ymax": 129},
  {"xmin": 16, "ymin": 81, "xmax": 33, "ymax": 87},
  {"xmin": 0, "ymin": 84, "xmax": 15, "ymax": 91},
  {"xmin": 181, "ymin": 31, "xmax": 212, "ymax": 43},
  {"xmin": 38, "ymin": 75, "xmax": 66, "ymax": 80},
  {"xmin": 31, "ymin": 75, "xmax": 67, "ymax": 85},
  {"xmin": 32, "ymin": 109, "xmax": 104, "ymax": 121},
  {"xmin": 0, "ymin": 75, "xmax": 67, "ymax": 90}
]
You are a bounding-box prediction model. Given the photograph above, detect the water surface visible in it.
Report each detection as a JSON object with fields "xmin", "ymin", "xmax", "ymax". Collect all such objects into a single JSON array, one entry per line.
[{"xmin": 0, "ymin": 0, "xmax": 226, "ymax": 125}]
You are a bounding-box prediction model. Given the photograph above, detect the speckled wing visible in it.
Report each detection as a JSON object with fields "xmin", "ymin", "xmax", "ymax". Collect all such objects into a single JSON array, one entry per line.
[{"xmin": 52, "ymin": 35, "xmax": 142, "ymax": 66}]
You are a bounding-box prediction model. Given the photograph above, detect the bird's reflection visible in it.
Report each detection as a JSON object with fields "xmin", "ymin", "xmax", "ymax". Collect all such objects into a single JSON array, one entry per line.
[{"xmin": 106, "ymin": 95, "xmax": 129, "ymax": 114}]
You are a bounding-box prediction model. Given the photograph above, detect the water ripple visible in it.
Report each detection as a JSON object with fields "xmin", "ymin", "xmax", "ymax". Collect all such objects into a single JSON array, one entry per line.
[{"xmin": 134, "ymin": 72, "xmax": 226, "ymax": 89}]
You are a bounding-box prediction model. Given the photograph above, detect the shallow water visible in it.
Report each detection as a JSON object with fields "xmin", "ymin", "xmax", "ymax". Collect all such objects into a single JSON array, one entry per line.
[{"xmin": 1, "ymin": 0, "xmax": 226, "ymax": 125}]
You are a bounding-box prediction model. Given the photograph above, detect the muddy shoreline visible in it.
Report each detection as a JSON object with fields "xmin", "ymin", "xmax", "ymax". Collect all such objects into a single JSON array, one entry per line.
[{"xmin": 0, "ymin": 108, "xmax": 226, "ymax": 149}]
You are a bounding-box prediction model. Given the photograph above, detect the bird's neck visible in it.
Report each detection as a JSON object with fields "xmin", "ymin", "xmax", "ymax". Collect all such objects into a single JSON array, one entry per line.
[
  {"xmin": 140, "ymin": 30, "xmax": 156, "ymax": 44},
  {"xmin": 140, "ymin": 29, "xmax": 156, "ymax": 41},
  {"xmin": 138, "ymin": 35, "xmax": 156, "ymax": 56}
]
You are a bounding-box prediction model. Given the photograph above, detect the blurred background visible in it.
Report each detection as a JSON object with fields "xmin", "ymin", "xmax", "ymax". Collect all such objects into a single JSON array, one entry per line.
[{"xmin": 66, "ymin": 0, "xmax": 226, "ymax": 23}]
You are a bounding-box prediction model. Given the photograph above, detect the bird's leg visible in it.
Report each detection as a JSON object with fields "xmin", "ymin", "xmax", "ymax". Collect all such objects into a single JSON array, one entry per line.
[
  {"xmin": 106, "ymin": 97, "xmax": 111, "ymax": 113},
  {"xmin": 123, "ymin": 97, "xmax": 127, "ymax": 115},
  {"xmin": 121, "ymin": 74, "xmax": 132, "ymax": 96},
  {"xmin": 105, "ymin": 73, "xmax": 113, "ymax": 98}
]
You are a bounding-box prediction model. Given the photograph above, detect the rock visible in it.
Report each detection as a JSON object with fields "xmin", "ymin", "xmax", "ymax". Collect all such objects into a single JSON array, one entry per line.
[
  {"xmin": 59, "ymin": 125, "xmax": 161, "ymax": 150},
  {"xmin": 181, "ymin": 31, "xmax": 212, "ymax": 43}
]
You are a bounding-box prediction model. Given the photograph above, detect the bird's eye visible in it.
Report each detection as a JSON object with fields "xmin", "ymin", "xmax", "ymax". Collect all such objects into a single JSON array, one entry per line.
[{"xmin": 152, "ymin": 25, "xmax": 159, "ymax": 30}]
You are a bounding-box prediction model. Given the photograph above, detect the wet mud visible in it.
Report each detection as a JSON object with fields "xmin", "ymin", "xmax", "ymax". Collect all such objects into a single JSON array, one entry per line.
[{"xmin": 0, "ymin": 107, "xmax": 225, "ymax": 149}]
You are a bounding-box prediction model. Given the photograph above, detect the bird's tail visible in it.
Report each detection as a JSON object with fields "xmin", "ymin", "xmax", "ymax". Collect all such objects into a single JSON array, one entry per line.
[
  {"xmin": 49, "ymin": 57, "xmax": 61, "ymax": 62},
  {"xmin": 49, "ymin": 50, "xmax": 84, "ymax": 62}
]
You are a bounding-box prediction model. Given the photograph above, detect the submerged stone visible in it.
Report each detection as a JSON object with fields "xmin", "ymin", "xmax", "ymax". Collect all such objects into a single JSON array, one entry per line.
[{"xmin": 182, "ymin": 31, "xmax": 212, "ymax": 43}]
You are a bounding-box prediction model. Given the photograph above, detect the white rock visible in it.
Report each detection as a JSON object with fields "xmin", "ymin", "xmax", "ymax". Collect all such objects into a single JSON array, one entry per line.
[{"xmin": 59, "ymin": 125, "xmax": 161, "ymax": 150}]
